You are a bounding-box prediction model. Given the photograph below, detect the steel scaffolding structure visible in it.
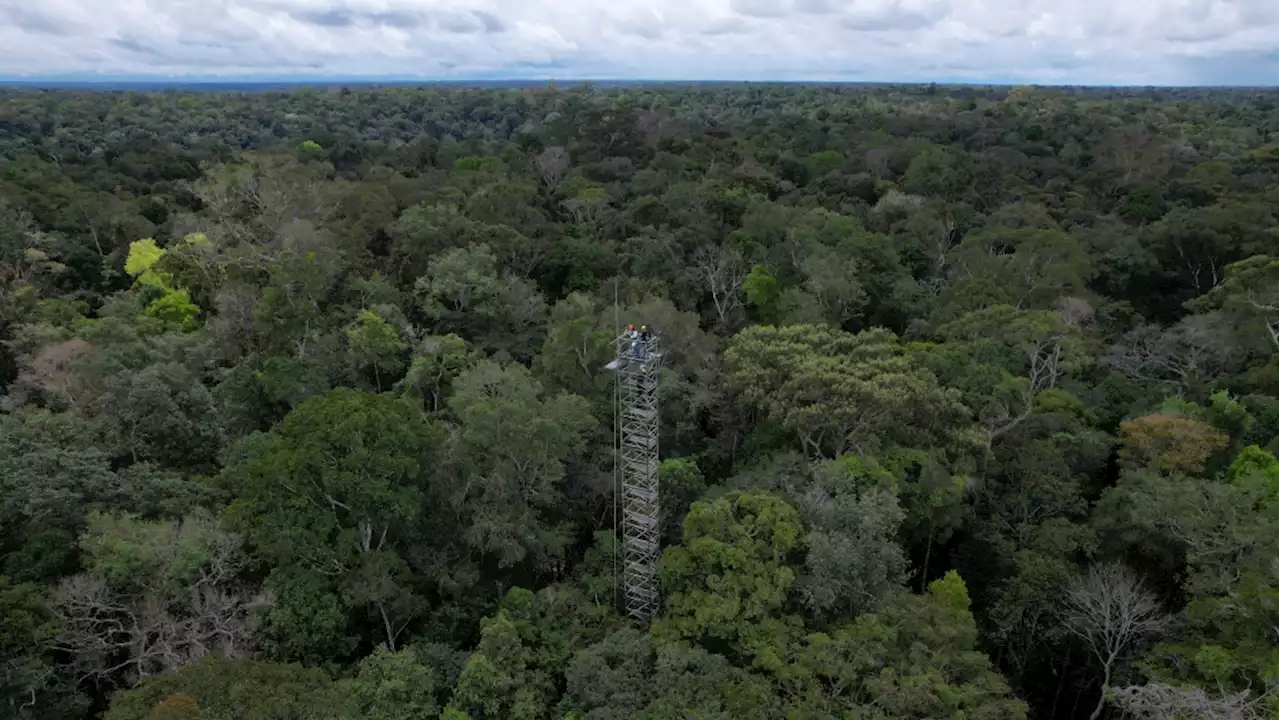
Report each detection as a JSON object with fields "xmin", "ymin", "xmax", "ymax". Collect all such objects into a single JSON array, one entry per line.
[{"xmin": 614, "ymin": 332, "xmax": 662, "ymax": 621}]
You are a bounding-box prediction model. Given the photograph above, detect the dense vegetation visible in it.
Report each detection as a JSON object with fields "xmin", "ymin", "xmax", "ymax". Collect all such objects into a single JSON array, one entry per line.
[{"xmin": 0, "ymin": 82, "xmax": 1276, "ymax": 720}]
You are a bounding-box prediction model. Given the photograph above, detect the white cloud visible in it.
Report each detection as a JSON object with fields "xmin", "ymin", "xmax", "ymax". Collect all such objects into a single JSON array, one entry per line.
[{"xmin": 0, "ymin": 0, "xmax": 1274, "ymax": 84}]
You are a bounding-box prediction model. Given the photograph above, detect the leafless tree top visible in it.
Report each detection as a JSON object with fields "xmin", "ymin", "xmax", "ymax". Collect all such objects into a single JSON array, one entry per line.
[
  {"xmin": 1060, "ymin": 562, "xmax": 1168, "ymax": 720},
  {"xmin": 1111, "ymin": 682, "xmax": 1275, "ymax": 720},
  {"xmin": 1061, "ymin": 562, "xmax": 1166, "ymax": 665}
]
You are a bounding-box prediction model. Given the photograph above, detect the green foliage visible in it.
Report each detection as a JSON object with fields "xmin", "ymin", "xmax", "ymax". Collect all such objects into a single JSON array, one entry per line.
[
  {"xmin": 726, "ymin": 324, "xmax": 970, "ymax": 458},
  {"xmin": 1185, "ymin": 254, "xmax": 1278, "ymax": 352},
  {"xmin": 414, "ymin": 244, "xmax": 546, "ymax": 359},
  {"xmin": 560, "ymin": 627, "xmax": 655, "ymax": 719},
  {"xmin": 796, "ymin": 457, "xmax": 908, "ymax": 622},
  {"xmin": 222, "ymin": 388, "xmax": 437, "ymax": 568},
  {"xmin": 144, "ymin": 288, "xmax": 200, "ymax": 330},
  {"xmin": 657, "ymin": 490, "xmax": 804, "ymax": 671},
  {"xmin": 396, "ymin": 333, "xmax": 474, "ymax": 412},
  {"xmin": 53, "ymin": 511, "xmax": 256, "ymax": 690},
  {"xmin": 1116, "ymin": 183, "xmax": 1168, "ymax": 224},
  {"xmin": 94, "ymin": 362, "xmax": 224, "ymax": 468},
  {"xmin": 448, "ymin": 360, "xmax": 596, "ymax": 568},
  {"xmin": 346, "ymin": 309, "xmax": 407, "ymax": 391},
  {"xmin": 124, "ymin": 238, "xmax": 167, "ymax": 287},
  {"xmin": 447, "ymin": 611, "xmax": 547, "ymax": 720},
  {"xmin": 296, "ymin": 139, "xmax": 325, "ymax": 161},
  {"xmin": 0, "ymin": 409, "xmax": 116, "ymax": 532},
  {"xmin": 104, "ymin": 659, "xmax": 346, "ymax": 720},
  {"xmin": 343, "ymin": 643, "xmax": 448, "ymax": 719},
  {"xmin": 947, "ymin": 228, "xmax": 1093, "ymax": 313},
  {"xmin": 0, "ymin": 576, "xmax": 87, "ymax": 720},
  {"xmin": 882, "ymin": 448, "xmax": 968, "ymax": 588},
  {"xmin": 1, "ymin": 84, "xmax": 1275, "ymax": 720},
  {"xmin": 640, "ymin": 643, "xmax": 780, "ymax": 720},
  {"xmin": 571, "ymin": 530, "xmax": 621, "ymax": 606},
  {"xmin": 659, "ymin": 458, "xmax": 706, "ymax": 541},
  {"xmin": 76, "ymin": 510, "xmax": 240, "ymax": 597},
  {"xmin": 448, "ymin": 585, "xmax": 618, "ymax": 719},
  {"xmin": 1226, "ymin": 444, "xmax": 1278, "ymax": 491},
  {"xmin": 1096, "ymin": 449, "xmax": 1278, "ymax": 697},
  {"xmin": 1140, "ymin": 573, "xmax": 1277, "ymax": 700},
  {"xmin": 742, "ymin": 264, "xmax": 781, "ymax": 321},
  {"xmin": 256, "ymin": 567, "xmax": 355, "ymax": 666},
  {"xmin": 785, "ymin": 571, "xmax": 1028, "ymax": 719},
  {"xmin": 901, "ymin": 146, "xmax": 974, "ymax": 203},
  {"xmin": 728, "ymin": 453, "xmax": 908, "ymax": 622},
  {"xmin": 121, "ymin": 238, "xmax": 204, "ymax": 330},
  {"xmin": 0, "ymin": 409, "xmax": 208, "ymax": 581},
  {"xmin": 531, "ymin": 292, "xmax": 614, "ymax": 401},
  {"xmin": 221, "ymin": 388, "xmax": 442, "ymax": 651}
]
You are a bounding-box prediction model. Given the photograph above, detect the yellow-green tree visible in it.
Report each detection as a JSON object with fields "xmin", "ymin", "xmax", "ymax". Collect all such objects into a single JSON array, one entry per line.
[{"xmin": 123, "ymin": 238, "xmax": 200, "ymax": 331}]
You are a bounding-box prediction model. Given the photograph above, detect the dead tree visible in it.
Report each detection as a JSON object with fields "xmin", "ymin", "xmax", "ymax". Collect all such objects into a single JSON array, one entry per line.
[
  {"xmin": 1110, "ymin": 682, "xmax": 1275, "ymax": 720},
  {"xmin": 1060, "ymin": 563, "xmax": 1167, "ymax": 720},
  {"xmin": 1104, "ymin": 317, "xmax": 1231, "ymax": 396},
  {"xmin": 692, "ymin": 244, "xmax": 745, "ymax": 328},
  {"xmin": 51, "ymin": 514, "xmax": 265, "ymax": 691},
  {"xmin": 533, "ymin": 146, "xmax": 570, "ymax": 191}
]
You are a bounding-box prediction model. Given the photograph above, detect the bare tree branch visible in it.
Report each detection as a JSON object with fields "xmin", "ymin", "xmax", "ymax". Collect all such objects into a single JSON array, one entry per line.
[
  {"xmin": 1060, "ymin": 562, "xmax": 1168, "ymax": 720},
  {"xmin": 692, "ymin": 244, "xmax": 745, "ymax": 329},
  {"xmin": 1104, "ymin": 317, "xmax": 1232, "ymax": 395},
  {"xmin": 533, "ymin": 146, "xmax": 570, "ymax": 191},
  {"xmin": 51, "ymin": 516, "xmax": 266, "ymax": 692},
  {"xmin": 1111, "ymin": 681, "xmax": 1276, "ymax": 720}
]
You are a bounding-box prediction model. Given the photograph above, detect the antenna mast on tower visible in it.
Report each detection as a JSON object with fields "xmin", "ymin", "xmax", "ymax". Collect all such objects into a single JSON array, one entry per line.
[{"xmin": 613, "ymin": 330, "xmax": 662, "ymax": 621}]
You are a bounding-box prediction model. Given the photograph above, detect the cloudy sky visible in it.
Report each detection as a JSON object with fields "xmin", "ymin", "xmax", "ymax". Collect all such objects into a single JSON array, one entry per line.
[{"xmin": 0, "ymin": 0, "xmax": 1276, "ymax": 85}]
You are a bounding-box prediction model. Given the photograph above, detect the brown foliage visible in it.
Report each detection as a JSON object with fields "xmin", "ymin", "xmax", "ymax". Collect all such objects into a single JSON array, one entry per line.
[
  {"xmin": 6, "ymin": 339, "xmax": 94, "ymax": 410},
  {"xmin": 1118, "ymin": 412, "xmax": 1228, "ymax": 474},
  {"xmin": 148, "ymin": 693, "xmax": 200, "ymax": 720}
]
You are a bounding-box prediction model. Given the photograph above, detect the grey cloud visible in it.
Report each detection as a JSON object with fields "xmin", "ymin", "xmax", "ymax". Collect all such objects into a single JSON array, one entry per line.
[
  {"xmin": 842, "ymin": 1, "xmax": 947, "ymax": 31},
  {"xmin": 621, "ymin": 23, "xmax": 662, "ymax": 39},
  {"xmin": 180, "ymin": 39, "xmax": 233, "ymax": 50},
  {"xmin": 731, "ymin": 0, "xmax": 790, "ymax": 19},
  {"xmin": 432, "ymin": 9, "xmax": 507, "ymax": 34},
  {"xmin": 109, "ymin": 32, "xmax": 323, "ymax": 69},
  {"xmin": 725, "ymin": 0, "xmax": 950, "ymax": 31},
  {"xmin": 618, "ymin": 11, "xmax": 665, "ymax": 39},
  {"xmin": 703, "ymin": 17, "xmax": 748, "ymax": 35},
  {"xmin": 1165, "ymin": 26, "xmax": 1232, "ymax": 43},
  {"xmin": 1237, "ymin": 0, "xmax": 1279, "ymax": 26},
  {"xmin": 511, "ymin": 59, "xmax": 569, "ymax": 70},
  {"xmin": 367, "ymin": 11, "xmax": 425, "ymax": 29},
  {"xmin": 1045, "ymin": 55, "xmax": 1084, "ymax": 70},
  {"xmin": 1174, "ymin": 49, "xmax": 1279, "ymax": 85},
  {"xmin": 109, "ymin": 36, "xmax": 169, "ymax": 57},
  {"xmin": 283, "ymin": 5, "xmax": 506, "ymax": 33},
  {"xmin": 473, "ymin": 11, "xmax": 506, "ymax": 33},
  {"xmin": 1, "ymin": 6, "xmax": 72, "ymax": 35},
  {"xmin": 435, "ymin": 11, "xmax": 483, "ymax": 33},
  {"xmin": 290, "ymin": 8, "xmax": 357, "ymax": 27},
  {"xmin": 285, "ymin": 6, "xmax": 438, "ymax": 30},
  {"xmin": 1, "ymin": 0, "xmax": 1276, "ymax": 85},
  {"xmin": 795, "ymin": 0, "xmax": 839, "ymax": 14}
]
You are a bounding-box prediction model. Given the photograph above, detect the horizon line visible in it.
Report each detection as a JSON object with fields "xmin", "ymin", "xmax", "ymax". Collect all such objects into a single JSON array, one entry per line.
[{"xmin": 0, "ymin": 76, "xmax": 1274, "ymax": 90}]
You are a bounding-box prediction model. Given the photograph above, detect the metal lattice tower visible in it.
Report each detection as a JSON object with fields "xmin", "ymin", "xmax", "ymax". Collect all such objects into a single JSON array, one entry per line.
[{"xmin": 615, "ymin": 332, "xmax": 662, "ymax": 621}]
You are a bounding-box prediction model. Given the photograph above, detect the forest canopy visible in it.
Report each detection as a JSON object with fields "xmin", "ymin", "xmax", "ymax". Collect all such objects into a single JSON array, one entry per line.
[{"xmin": 0, "ymin": 82, "xmax": 1276, "ymax": 720}]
